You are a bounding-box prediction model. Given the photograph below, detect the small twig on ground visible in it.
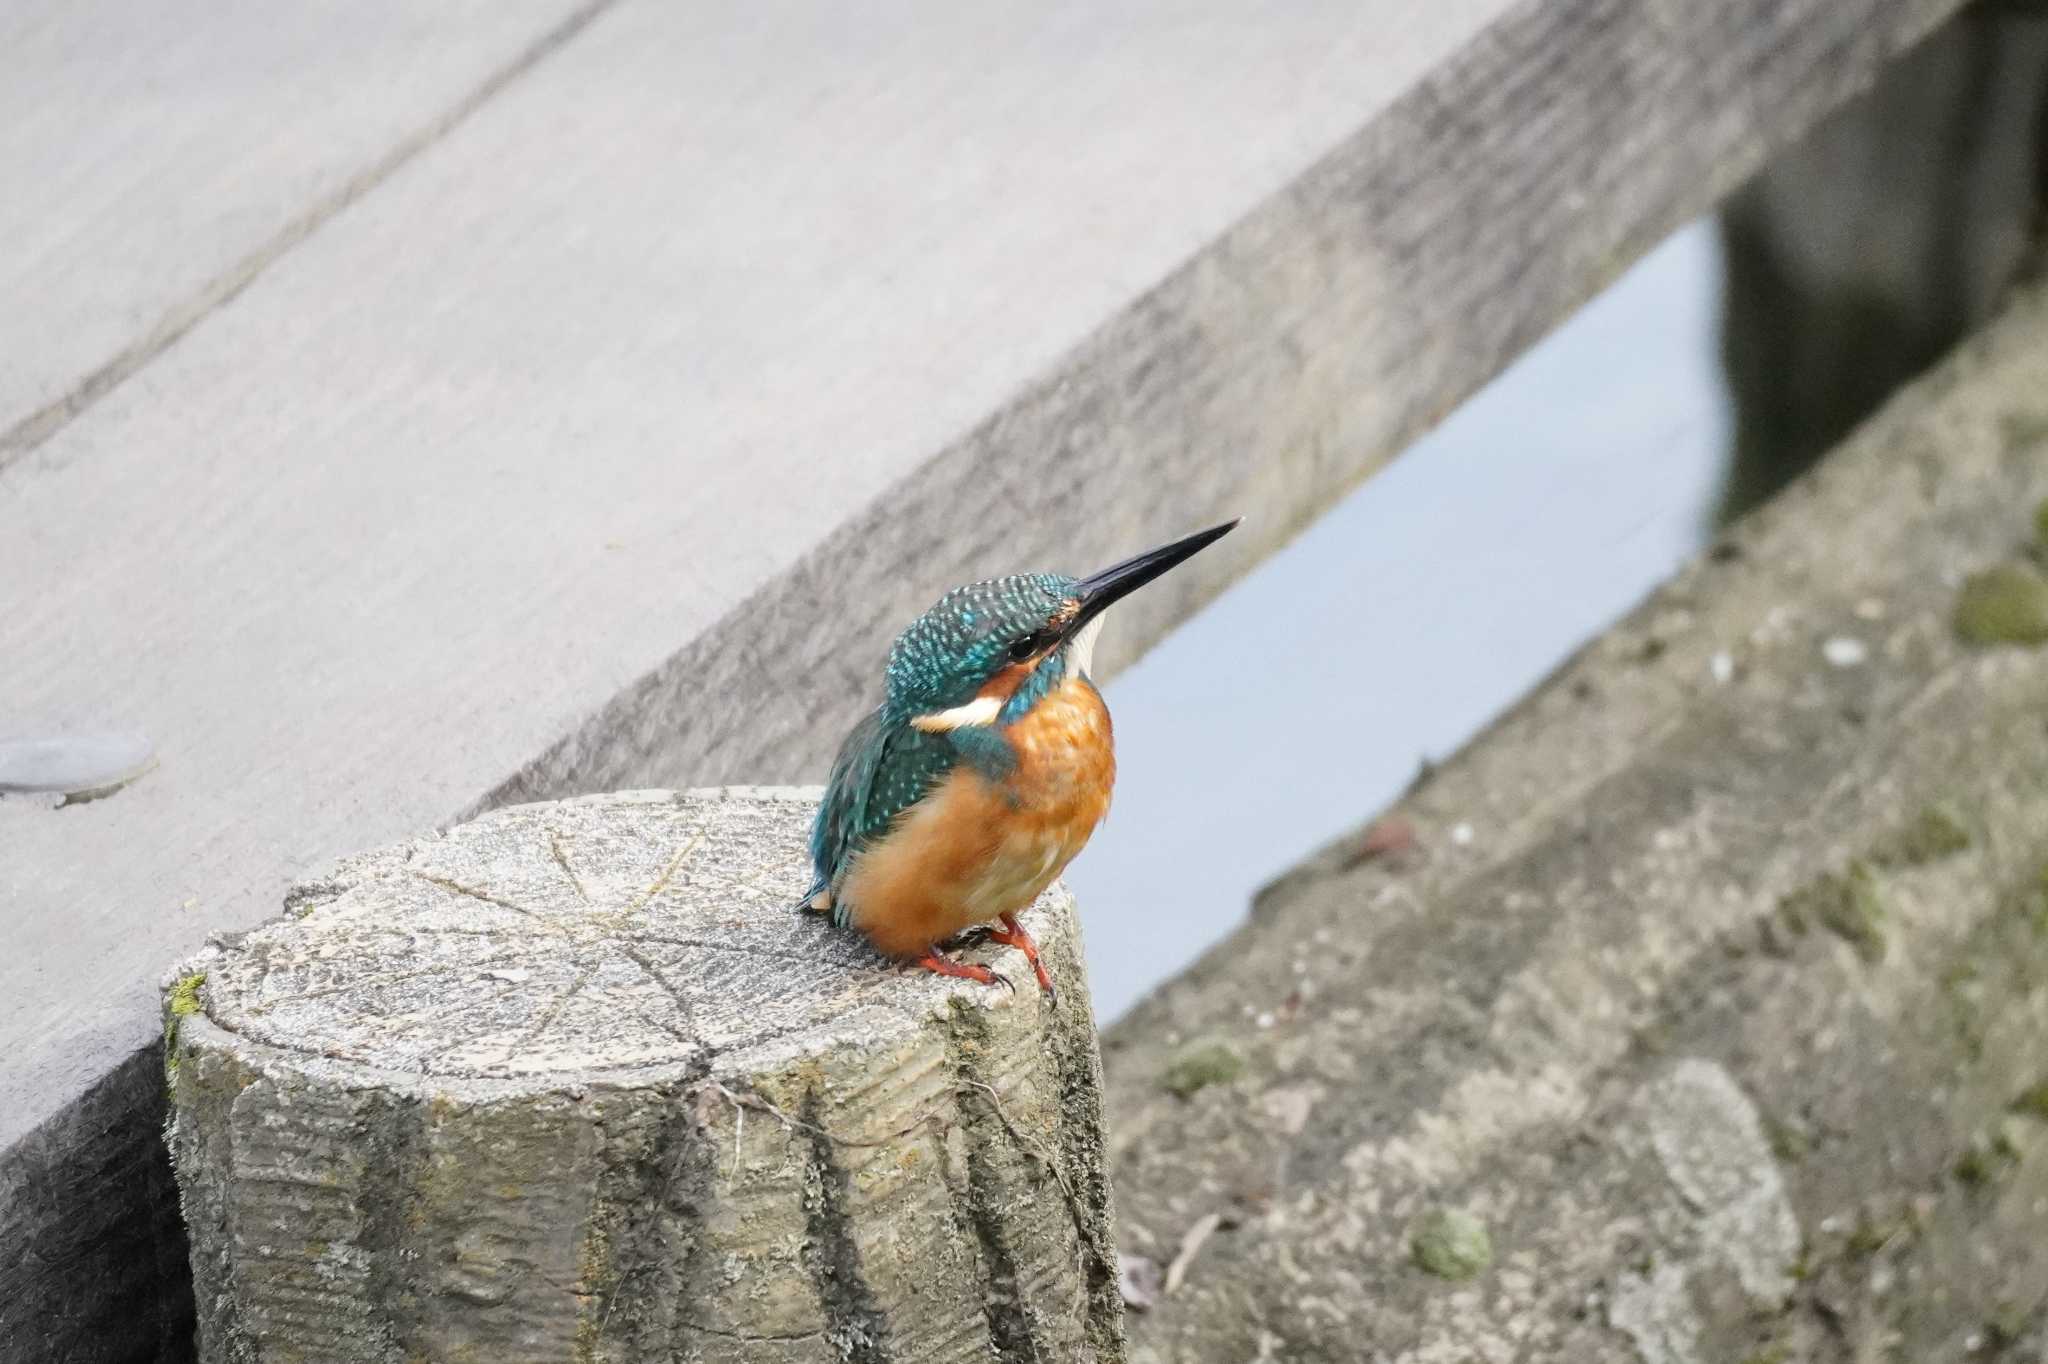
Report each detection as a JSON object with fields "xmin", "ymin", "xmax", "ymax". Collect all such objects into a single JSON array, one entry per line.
[{"xmin": 1163, "ymin": 1211, "xmax": 1224, "ymax": 1296}]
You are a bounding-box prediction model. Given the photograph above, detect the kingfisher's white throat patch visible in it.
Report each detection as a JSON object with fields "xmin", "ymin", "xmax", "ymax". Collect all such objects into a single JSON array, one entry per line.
[
  {"xmin": 1067, "ymin": 615, "xmax": 1105, "ymax": 679},
  {"xmin": 910, "ymin": 695, "xmax": 1002, "ymax": 732}
]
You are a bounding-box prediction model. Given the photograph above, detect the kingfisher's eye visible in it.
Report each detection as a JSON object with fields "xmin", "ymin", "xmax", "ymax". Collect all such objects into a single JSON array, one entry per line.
[{"xmin": 1007, "ymin": 632, "xmax": 1048, "ymax": 662}]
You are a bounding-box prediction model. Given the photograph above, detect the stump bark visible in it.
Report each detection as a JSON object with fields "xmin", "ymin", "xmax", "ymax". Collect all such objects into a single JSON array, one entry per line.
[{"xmin": 163, "ymin": 787, "xmax": 1120, "ymax": 1363}]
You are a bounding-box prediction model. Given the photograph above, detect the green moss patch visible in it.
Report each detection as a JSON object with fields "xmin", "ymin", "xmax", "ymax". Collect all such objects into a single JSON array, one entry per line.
[
  {"xmin": 1763, "ymin": 1115, "xmax": 1813, "ymax": 1164},
  {"xmin": 1161, "ymin": 1040, "xmax": 1245, "ymax": 1098},
  {"xmin": 1411, "ymin": 1207, "xmax": 1492, "ymax": 1280},
  {"xmin": 2000, "ymin": 412, "xmax": 2048, "ymax": 451},
  {"xmin": 2015, "ymin": 866, "xmax": 2048, "ymax": 938},
  {"xmin": 167, "ymin": 972, "xmax": 206, "ymax": 1019},
  {"xmin": 2010, "ymin": 1080, "xmax": 2048, "ymax": 1123},
  {"xmin": 162, "ymin": 971, "xmax": 206, "ymax": 1087},
  {"xmin": 1954, "ymin": 1119, "xmax": 2024, "ymax": 1187},
  {"xmin": 1954, "ymin": 563, "xmax": 2048, "ymax": 646},
  {"xmin": 1782, "ymin": 862, "xmax": 1888, "ymax": 964},
  {"xmin": 1873, "ymin": 804, "xmax": 1972, "ymax": 868}
]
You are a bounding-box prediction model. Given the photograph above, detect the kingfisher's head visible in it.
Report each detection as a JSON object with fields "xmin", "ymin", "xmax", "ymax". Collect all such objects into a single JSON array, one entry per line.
[{"xmin": 885, "ymin": 519, "xmax": 1239, "ymax": 731}]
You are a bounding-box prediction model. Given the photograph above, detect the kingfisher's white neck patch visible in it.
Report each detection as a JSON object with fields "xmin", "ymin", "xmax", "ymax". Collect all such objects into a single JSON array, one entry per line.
[
  {"xmin": 1066, "ymin": 615, "xmax": 1106, "ymax": 679},
  {"xmin": 910, "ymin": 695, "xmax": 1002, "ymax": 732}
]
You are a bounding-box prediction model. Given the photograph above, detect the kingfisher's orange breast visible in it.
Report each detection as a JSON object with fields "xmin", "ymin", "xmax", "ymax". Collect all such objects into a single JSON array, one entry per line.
[{"xmin": 838, "ymin": 677, "xmax": 1115, "ymax": 959}]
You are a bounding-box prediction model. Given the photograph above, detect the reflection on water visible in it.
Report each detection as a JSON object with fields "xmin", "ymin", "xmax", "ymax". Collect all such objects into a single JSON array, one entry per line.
[{"xmin": 1071, "ymin": 222, "xmax": 1729, "ymax": 1023}]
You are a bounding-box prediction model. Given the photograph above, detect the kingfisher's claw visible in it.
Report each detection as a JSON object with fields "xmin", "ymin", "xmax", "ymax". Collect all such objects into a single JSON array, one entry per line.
[{"xmin": 915, "ymin": 947, "xmax": 1013, "ymax": 996}]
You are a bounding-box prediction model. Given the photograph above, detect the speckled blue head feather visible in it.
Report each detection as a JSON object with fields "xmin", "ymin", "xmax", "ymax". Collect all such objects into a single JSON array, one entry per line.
[{"xmin": 883, "ymin": 573, "xmax": 1076, "ymax": 715}]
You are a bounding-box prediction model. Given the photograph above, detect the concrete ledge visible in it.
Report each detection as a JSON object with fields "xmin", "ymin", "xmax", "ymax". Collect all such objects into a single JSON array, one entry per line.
[{"xmin": 1101, "ymin": 281, "xmax": 2048, "ymax": 1358}]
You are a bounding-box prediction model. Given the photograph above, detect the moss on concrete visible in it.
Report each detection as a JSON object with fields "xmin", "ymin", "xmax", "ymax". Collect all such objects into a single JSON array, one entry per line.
[
  {"xmin": 1161, "ymin": 1040, "xmax": 1245, "ymax": 1098},
  {"xmin": 2010, "ymin": 1080, "xmax": 2048, "ymax": 1123},
  {"xmin": 1844, "ymin": 1207, "xmax": 1912, "ymax": 1258},
  {"xmin": 2018, "ymin": 866, "xmax": 2048, "ymax": 936},
  {"xmin": 1872, "ymin": 804, "xmax": 1972, "ymax": 868},
  {"xmin": 1953, "ymin": 1120, "xmax": 2023, "ymax": 1187},
  {"xmin": 162, "ymin": 970, "xmax": 206, "ymax": 1086},
  {"xmin": 167, "ymin": 972, "xmax": 206, "ymax": 1020},
  {"xmin": 1763, "ymin": 1115, "xmax": 1812, "ymax": 1164},
  {"xmin": 2000, "ymin": 412, "xmax": 2048, "ymax": 450},
  {"xmin": 1410, "ymin": 1207, "xmax": 1492, "ymax": 1281},
  {"xmin": 1954, "ymin": 563, "xmax": 2048, "ymax": 646},
  {"xmin": 1781, "ymin": 862, "xmax": 1888, "ymax": 964}
]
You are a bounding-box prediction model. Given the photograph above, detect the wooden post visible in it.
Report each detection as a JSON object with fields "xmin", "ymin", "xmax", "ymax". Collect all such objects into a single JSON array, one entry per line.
[{"xmin": 163, "ymin": 788, "xmax": 1121, "ymax": 1363}]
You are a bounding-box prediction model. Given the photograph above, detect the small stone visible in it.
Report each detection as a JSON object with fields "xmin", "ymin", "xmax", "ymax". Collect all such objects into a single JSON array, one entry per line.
[
  {"xmin": 1709, "ymin": 651, "xmax": 1735, "ymax": 684},
  {"xmin": 1954, "ymin": 563, "xmax": 2048, "ymax": 646},
  {"xmin": 1450, "ymin": 822, "xmax": 1475, "ymax": 847},
  {"xmin": 1411, "ymin": 1207, "xmax": 1492, "ymax": 1280},
  {"xmin": 1254, "ymin": 1012, "xmax": 1275, "ymax": 1030},
  {"xmin": 1822, "ymin": 636, "xmax": 1868, "ymax": 668},
  {"xmin": 1260, "ymin": 1085, "xmax": 1318, "ymax": 1136},
  {"xmin": 1162, "ymin": 1040, "xmax": 1245, "ymax": 1098}
]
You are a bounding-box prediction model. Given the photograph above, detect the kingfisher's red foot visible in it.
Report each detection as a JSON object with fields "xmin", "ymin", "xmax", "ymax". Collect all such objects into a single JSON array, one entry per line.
[
  {"xmin": 916, "ymin": 948, "xmax": 1013, "ymax": 994},
  {"xmin": 988, "ymin": 913, "xmax": 1058, "ymax": 1004}
]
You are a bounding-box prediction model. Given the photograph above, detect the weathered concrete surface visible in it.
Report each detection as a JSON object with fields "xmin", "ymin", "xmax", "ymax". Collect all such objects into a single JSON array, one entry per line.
[
  {"xmin": 0, "ymin": 0, "xmax": 595, "ymax": 451},
  {"xmin": 0, "ymin": 0, "xmax": 1974, "ymax": 1353},
  {"xmin": 166, "ymin": 788, "xmax": 1118, "ymax": 1362},
  {"xmin": 1101, "ymin": 281, "xmax": 2048, "ymax": 1359}
]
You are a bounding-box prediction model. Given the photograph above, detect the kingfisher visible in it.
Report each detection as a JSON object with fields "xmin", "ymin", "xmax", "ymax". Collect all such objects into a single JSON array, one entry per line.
[{"xmin": 800, "ymin": 519, "xmax": 1239, "ymax": 999}]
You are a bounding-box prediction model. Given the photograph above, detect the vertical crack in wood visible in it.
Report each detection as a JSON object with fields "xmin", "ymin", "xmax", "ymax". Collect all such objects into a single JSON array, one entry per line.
[
  {"xmin": 580, "ymin": 1063, "xmax": 713, "ymax": 1360},
  {"xmin": 357, "ymin": 1091, "xmax": 429, "ymax": 1361},
  {"xmin": 1047, "ymin": 990, "xmax": 1123, "ymax": 1353},
  {"xmin": 797, "ymin": 1089, "xmax": 893, "ymax": 1364},
  {"xmin": 943, "ymin": 1005, "xmax": 1054, "ymax": 1364}
]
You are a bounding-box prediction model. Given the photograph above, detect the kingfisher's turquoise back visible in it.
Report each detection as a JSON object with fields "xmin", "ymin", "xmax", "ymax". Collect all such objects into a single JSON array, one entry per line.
[{"xmin": 807, "ymin": 712, "xmax": 954, "ymax": 926}]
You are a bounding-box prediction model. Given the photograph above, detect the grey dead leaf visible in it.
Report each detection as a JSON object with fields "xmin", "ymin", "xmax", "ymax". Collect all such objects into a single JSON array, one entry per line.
[
  {"xmin": 1118, "ymin": 1253, "xmax": 1163, "ymax": 1311},
  {"xmin": 0, "ymin": 732, "xmax": 155, "ymax": 795}
]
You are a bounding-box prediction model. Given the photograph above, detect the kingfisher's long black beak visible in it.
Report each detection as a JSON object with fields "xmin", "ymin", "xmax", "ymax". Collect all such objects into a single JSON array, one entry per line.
[{"xmin": 1063, "ymin": 518, "xmax": 1240, "ymax": 640}]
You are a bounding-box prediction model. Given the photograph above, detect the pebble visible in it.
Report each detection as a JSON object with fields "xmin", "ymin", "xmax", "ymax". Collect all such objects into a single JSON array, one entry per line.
[{"xmin": 1822, "ymin": 636, "xmax": 1869, "ymax": 668}]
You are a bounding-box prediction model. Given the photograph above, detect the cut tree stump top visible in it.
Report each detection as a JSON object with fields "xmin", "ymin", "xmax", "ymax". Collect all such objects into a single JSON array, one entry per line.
[{"xmin": 190, "ymin": 787, "xmax": 1066, "ymax": 1090}]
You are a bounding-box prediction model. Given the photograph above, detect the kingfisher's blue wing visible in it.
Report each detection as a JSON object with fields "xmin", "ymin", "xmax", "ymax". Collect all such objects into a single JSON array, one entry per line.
[{"xmin": 807, "ymin": 709, "xmax": 957, "ymax": 927}]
